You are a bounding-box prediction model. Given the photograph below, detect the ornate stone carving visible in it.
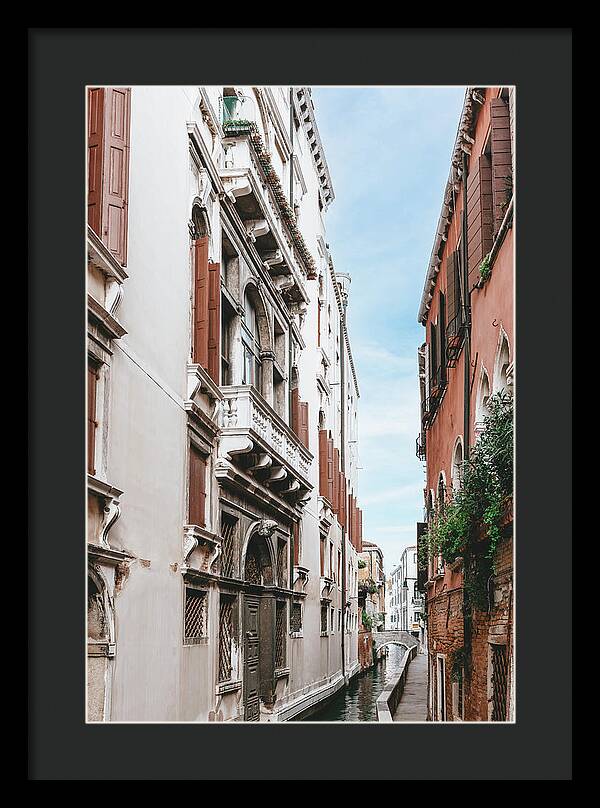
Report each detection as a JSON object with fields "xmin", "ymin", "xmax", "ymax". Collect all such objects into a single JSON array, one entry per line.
[{"xmin": 256, "ymin": 519, "xmax": 278, "ymax": 538}]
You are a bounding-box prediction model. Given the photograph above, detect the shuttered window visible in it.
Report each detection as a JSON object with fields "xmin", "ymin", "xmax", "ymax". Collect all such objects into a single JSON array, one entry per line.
[
  {"xmin": 207, "ymin": 262, "xmax": 221, "ymax": 384},
  {"xmin": 429, "ymin": 322, "xmax": 438, "ymax": 390},
  {"xmin": 87, "ymin": 87, "xmax": 131, "ymax": 266},
  {"xmin": 299, "ymin": 401, "xmax": 309, "ymax": 449},
  {"xmin": 193, "ymin": 237, "xmax": 209, "ymax": 367},
  {"xmin": 188, "ymin": 444, "xmax": 207, "ymax": 528},
  {"xmin": 318, "ymin": 429, "xmax": 328, "ymax": 498},
  {"xmin": 490, "ymin": 96, "xmax": 513, "ymax": 236},
  {"xmin": 87, "ymin": 362, "xmax": 99, "ymax": 475},
  {"xmin": 332, "ymin": 448, "xmax": 340, "ymax": 513},
  {"xmin": 438, "ymin": 292, "xmax": 447, "ymax": 385},
  {"xmin": 292, "ymin": 521, "xmax": 300, "ymax": 567},
  {"xmin": 446, "ymin": 249, "xmax": 464, "ymax": 340},
  {"xmin": 467, "ymin": 152, "xmax": 493, "ymax": 291},
  {"xmin": 326, "ymin": 435, "xmax": 334, "ymax": 503}
]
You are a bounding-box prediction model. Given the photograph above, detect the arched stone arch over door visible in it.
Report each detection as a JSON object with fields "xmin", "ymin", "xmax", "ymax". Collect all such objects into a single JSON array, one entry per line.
[
  {"xmin": 241, "ymin": 521, "xmax": 281, "ymax": 721},
  {"xmin": 87, "ymin": 566, "xmax": 115, "ymax": 721}
]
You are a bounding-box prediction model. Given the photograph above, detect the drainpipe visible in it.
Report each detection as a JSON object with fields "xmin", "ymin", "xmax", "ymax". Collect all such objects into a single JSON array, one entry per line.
[
  {"xmin": 289, "ymin": 87, "xmax": 294, "ymax": 208},
  {"xmin": 339, "ymin": 288, "xmax": 347, "ymax": 680},
  {"xmin": 461, "ymin": 149, "xmax": 471, "ymax": 463}
]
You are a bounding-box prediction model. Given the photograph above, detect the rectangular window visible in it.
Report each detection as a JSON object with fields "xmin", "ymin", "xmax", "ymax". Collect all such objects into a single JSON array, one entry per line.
[
  {"xmin": 290, "ymin": 602, "xmax": 302, "ymax": 634},
  {"xmin": 452, "ymin": 668, "xmax": 464, "ymax": 720},
  {"xmin": 320, "ymin": 537, "xmax": 325, "ymax": 576},
  {"xmin": 188, "ymin": 444, "xmax": 207, "ymax": 527},
  {"xmin": 436, "ymin": 655, "xmax": 446, "ymax": 721},
  {"xmin": 221, "ymin": 296, "xmax": 234, "ymax": 386},
  {"xmin": 87, "ymin": 361, "xmax": 100, "ymax": 475},
  {"xmin": 320, "ymin": 604, "xmax": 328, "ymax": 634},
  {"xmin": 275, "ymin": 601, "xmax": 286, "ymax": 668},
  {"xmin": 330, "ymin": 607, "xmax": 335, "ymax": 633},
  {"xmin": 218, "ymin": 594, "xmax": 234, "ymax": 681},
  {"xmin": 220, "ymin": 511, "xmax": 238, "ymax": 579},
  {"xmin": 184, "ymin": 586, "xmax": 206, "ymax": 644},
  {"xmin": 329, "ymin": 542, "xmax": 334, "ymax": 580},
  {"xmin": 490, "ymin": 644, "xmax": 508, "ymax": 721}
]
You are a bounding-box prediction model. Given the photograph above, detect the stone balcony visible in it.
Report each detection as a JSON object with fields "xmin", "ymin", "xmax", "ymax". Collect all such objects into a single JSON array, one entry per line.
[
  {"xmin": 216, "ymin": 385, "xmax": 313, "ymax": 515},
  {"xmin": 218, "ymin": 107, "xmax": 309, "ymax": 305}
]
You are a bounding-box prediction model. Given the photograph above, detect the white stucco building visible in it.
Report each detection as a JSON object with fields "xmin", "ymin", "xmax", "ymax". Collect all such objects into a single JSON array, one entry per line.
[
  {"xmin": 86, "ymin": 86, "xmax": 363, "ymax": 721},
  {"xmin": 385, "ymin": 545, "xmax": 423, "ymax": 637}
]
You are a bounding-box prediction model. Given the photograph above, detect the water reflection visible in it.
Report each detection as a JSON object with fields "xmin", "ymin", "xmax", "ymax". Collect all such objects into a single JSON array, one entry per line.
[{"xmin": 298, "ymin": 644, "xmax": 406, "ymax": 722}]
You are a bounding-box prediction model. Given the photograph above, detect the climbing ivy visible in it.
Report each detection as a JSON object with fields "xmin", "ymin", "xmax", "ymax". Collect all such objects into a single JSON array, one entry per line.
[{"xmin": 424, "ymin": 391, "xmax": 513, "ymax": 611}]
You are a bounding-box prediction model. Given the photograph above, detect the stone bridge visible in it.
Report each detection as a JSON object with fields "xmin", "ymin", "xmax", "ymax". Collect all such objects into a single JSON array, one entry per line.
[{"xmin": 373, "ymin": 630, "xmax": 419, "ymax": 652}]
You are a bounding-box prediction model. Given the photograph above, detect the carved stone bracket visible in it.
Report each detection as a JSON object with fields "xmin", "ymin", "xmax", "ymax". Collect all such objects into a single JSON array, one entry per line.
[
  {"xmin": 88, "ymin": 476, "xmax": 124, "ymax": 549},
  {"xmin": 256, "ymin": 518, "xmax": 278, "ymax": 538},
  {"xmin": 293, "ymin": 565, "xmax": 310, "ymax": 593},
  {"xmin": 244, "ymin": 218, "xmax": 269, "ymax": 242},
  {"xmin": 320, "ymin": 576, "xmax": 334, "ymax": 600},
  {"xmin": 183, "ymin": 524, "xmax": 221, "ymax": 572}
]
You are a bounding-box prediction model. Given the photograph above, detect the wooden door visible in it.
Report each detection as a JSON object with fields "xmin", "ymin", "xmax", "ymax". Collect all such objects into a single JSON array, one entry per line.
[{"xmin": 243, "ymin": 595, "xmax": 261, "ymax": 721}]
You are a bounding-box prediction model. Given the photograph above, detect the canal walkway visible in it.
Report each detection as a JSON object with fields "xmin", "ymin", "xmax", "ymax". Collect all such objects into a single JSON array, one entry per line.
[{"xmin": 393, "ymin": 651, "xmax": 428, "ymax": 721}]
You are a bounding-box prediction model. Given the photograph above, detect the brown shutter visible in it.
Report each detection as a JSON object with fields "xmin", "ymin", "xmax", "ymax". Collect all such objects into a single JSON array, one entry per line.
[
  {"xmin": 490, "ymin": 96, "xmax": 513, "ymax": 236},
  {"xmin": 299, "ymin": 401, "xmax": 309, "ymax": 450},
  {"xmin": 318, "ymin": 429, "xmax": 328, "ymax": 497},
  {"xmin": 348, "ymin": 491, "xmax": 354, "ymax": 544},
  {"xmin": 87, "ymin": 88, "xmax": 105, "ymax": 238},
  {"xmin": 102, "ymin": 88, "xmax": 131, "ymax": 266},
  {"xmin": 358, "ymin": 508, "xmax": 363, "ymax": 553},
  {"xmin": 332, "ymin": 448, "xmax": 340, "ymax": 513},
  {"xmin": 188, "ymin": 445, "xmax": 206, "ymax": 527},
  {"xmin": 87, "ymin": 364, "xmax": 99, "ymax": 475},
  {"xmin": 467, "ymin": 153, "xmax": 493, "ymax": 290},
  {"xmin": 208, "ymin": 262, "xmax": 221, "ymax": 384},
  {"xmin": 339, "ymin": 474, "xmax": 346, "ymax": 528},
  {"xmin": 446, "ymin": 253, "xmax": 456, "ymax": 336},
  {"xmin": 429, "ymin": 322, "xmax": 438, "ymax": 390},
  {"xmin": 438, "ymin": 292, "xmax": 447, "ymax": 382},
  {"xmin": 193, "ymin": 237, "xmax": 209, "ymax": 366},
  {"xmin": 327, "ymin": 436, "xmax": 334, "ymax": 503}
]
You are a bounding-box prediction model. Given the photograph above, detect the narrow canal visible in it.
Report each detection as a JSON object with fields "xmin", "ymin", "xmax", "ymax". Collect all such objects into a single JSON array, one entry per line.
[{"xmin": 296, "ymin": 644, "xmax": 406, "ymax": 722}]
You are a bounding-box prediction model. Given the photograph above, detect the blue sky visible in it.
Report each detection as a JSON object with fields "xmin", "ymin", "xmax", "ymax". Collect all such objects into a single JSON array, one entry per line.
[{"xmin": 312, "ymin": 86, "xmax": 466, "ymax": 575}]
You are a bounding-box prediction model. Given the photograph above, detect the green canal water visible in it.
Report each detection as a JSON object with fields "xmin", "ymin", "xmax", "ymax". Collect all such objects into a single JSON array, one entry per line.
[{"xmin": 296, "ymin": 644, "xmax": 406, "ymax": 722}]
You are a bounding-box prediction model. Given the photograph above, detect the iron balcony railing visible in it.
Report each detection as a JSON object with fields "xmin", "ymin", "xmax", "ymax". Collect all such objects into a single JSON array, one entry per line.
[
  {"xmin": 415, "ymin": 432, "xmax": 426, "ymax": 461},
  {"xmin": 446, "ymin": 312, "xmax": 466, "ymax": 367}
]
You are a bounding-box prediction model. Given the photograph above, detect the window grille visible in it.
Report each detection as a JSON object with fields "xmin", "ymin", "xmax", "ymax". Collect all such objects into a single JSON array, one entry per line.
[
  {"xmin": 320, "ymin": 604, "xmax": 328, "ymax": 634},
  {"xmin": 218, "ymin": 595, "xmax": 234, "ymax": 682},
  {"xmin": 184, "ymin": 587, "xmax": 206, "ymax": 644},
  {"xmin": 275, "ymin": 601, "xmax": 286, "ymax": 668},
  {"xmin": 220, "ymin": 512, "xmax": 238, "ymax": 579},
  {"xmin": 491, "ymin": 644, "xmax": 508, "ymax": 721},
  {"xmin": 290, "ymin": 602, "xmax": 302, "ymax": 633}
]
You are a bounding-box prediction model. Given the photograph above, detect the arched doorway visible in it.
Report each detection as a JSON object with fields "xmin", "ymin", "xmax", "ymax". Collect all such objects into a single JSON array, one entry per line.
[{"xmin": 242, "ymin": 528, "xmax": 278, "ymax": 721}]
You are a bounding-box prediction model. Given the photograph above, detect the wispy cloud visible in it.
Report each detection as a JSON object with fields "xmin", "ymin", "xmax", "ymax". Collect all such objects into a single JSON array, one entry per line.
[{"xmin": 313, "ymin": 86, "xmax": 465, "ymax": 571}]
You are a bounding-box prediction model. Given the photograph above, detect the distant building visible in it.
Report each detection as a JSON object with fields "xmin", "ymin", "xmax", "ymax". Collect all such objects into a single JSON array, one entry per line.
[
  {"xmin": 357, "ymin": 541, "xmax": 384, "ymax": 668},
  {"xmin": 385, "ymin": 546, "xmax": 423, "ymax": 638}
]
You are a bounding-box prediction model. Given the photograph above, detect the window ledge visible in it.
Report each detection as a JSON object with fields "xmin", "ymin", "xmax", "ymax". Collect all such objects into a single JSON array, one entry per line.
[
  {"xmin": 275, "ymin": 667, "xmax": 290, "ymax": 679},
  {"xmin": 216, "ymin": 679, "xmax": 242, "ymax": 695},
  {"xmin": 289, "ymin": 631, "xmax": 303, "ymax": 639}
]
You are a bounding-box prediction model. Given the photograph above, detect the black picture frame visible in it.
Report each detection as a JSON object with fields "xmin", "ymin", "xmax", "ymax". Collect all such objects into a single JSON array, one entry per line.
[{"xmin": 28, "ymin": 27, "xmax": 572, "ymax": 781}]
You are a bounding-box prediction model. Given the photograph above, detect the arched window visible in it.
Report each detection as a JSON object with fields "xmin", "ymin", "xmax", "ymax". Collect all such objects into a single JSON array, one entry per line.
[
  {"xmin": 494, "ymin": 332, "xmax": 512, "ymax": 396},
  {"xmin": 476, "ymin": 369, "xmax": 491, "ymax": 434},
  {"xmin": 242, "ymin": 291, "xmax": 262, "ymax": 390},
  {"xmin": 452, "ymin": 438, "xmax": 464, "ymax": 493}
]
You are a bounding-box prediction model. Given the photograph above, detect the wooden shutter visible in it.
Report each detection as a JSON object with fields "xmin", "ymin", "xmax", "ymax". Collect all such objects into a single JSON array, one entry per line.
[
  {"xmin": 348, "ymin": 492, "xmax": 354, "ymax": 545},
  {"xmin": 429, "ymin": 322, "xmax": 438, "ymax": 390},
  {"xmin": 102, "ymin": 88, "xmax": 131, "ymax": 266},
  {"xmin": 193, "ymin": 237, "xmax": 209, "ymax": 366},
  {"xmin": 490, "ymin": 96, "xmax": 513, "ymax": 236},
  {"xmin": 87, "ymin": 364, "xmax": 99, "ymax": 475},
  {"xmin": 467, "ymin": 153, "xmax": 493, "ymax": 290},
  {"xmin": 338, "ymin": 474, "xmax": 346, "ymax": 529},
  {"xmin": 299, "ymin": 401, "xmax": 309, "ymax": 450},
  {"xmin": 188, "ymin": 445, "xmax": 206, "ymax": 527},
  {"xmin": 332, "ymin": 448, "xmax": 340, "ymax": 513},
  {"xmin": 318, "ymin": 429, "xmax": 328, "ymax": 497},
  {"xmin": 87, "ymin": 88, "xmax": 105, "ymax": 238},
  {"xmin": 446, "ymin": 252, "xmax": 457, "ymax": 336},
  {"xmin": 358, "ymin": 508, "xmax": 363, "ymax": 553},
  {"xmin": 291, "ymin": 388, "xmax": 300, "ymax": 435},
  {"xmin": 327, "ymin": 436, "xmax": 334, "ymax": 503},
  {"xmin": 438, "ymin": 292, "xmax": 447, "ymax": 382},
  {"xmin": 208, "ymin": 262, "xmax": 221, "ymax": 384}
]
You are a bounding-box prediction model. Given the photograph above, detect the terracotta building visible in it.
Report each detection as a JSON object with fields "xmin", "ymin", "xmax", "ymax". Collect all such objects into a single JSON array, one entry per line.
[
  {"xmin": 357, "ymin": 542, "xmax": 384, "ymax": 669},
  {"xmin": 416, "ymin": 87, "xmax": 514, "ymax": 721},
  {"xmin": 86, "ymin": 86, "xmax": 363, "ymax": 721}
]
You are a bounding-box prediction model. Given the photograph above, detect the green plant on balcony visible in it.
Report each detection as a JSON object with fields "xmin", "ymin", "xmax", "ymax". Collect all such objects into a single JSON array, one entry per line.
[
  {"xmin": 361, "ymin": 609, "xmax": 373, "ymax": 631},
  {"xmin": 479, "ymin": 254, "xmax": 491, "ymax": 282},
  {"xmin": 358, "ymin": 559, "xmax": 367, "ymax": 569}
]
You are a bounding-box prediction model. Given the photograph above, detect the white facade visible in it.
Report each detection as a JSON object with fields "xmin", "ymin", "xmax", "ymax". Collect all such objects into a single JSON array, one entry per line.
[
  {"xmin": 385, "ymin": 546, "xmax": 422, "ymax": 633},
  {"xmin": 86, "ymin": 86, "xmax": 360, "ymax": 722}
]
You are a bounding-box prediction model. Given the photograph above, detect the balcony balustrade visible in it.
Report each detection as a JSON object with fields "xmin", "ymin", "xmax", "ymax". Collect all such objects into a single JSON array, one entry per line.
[{"xmin": 216, "ymin": 385, "xmax": 313, "ymax": 511}]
